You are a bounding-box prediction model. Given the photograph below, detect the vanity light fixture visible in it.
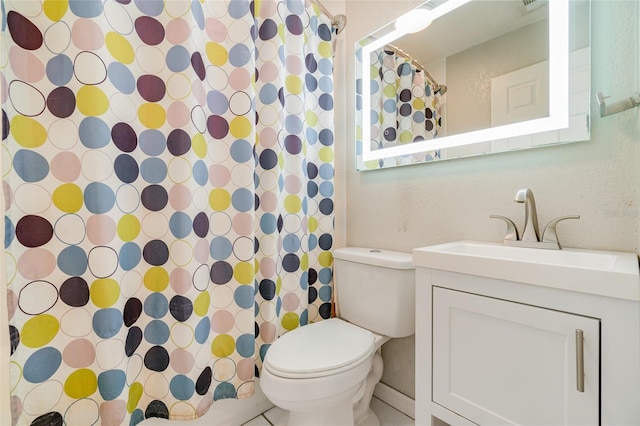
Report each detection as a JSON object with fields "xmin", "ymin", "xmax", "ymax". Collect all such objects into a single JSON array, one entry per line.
[{"xmin": 395, "ymin": 9, "xmax": 433, "ymax": 34}]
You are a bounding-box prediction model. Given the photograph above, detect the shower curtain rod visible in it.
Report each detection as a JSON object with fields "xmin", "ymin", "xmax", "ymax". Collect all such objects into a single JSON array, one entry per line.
[
  {"xmin": 384, "ymin": 43, "xmax": 441, "ymax": 90},
  {"xmin": 310, "ymin": 0, "xmax": 347, "ymax": 33}
]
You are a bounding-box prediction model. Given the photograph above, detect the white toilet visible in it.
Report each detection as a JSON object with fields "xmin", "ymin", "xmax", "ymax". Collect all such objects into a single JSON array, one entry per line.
[{"xmin": 260, "ymin": 247, "xmax": 415, "ymax": 426}]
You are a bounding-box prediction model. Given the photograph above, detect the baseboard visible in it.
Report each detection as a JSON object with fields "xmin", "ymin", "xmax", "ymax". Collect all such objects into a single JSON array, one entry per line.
[{"xmin": 373, "ymin": 382, "xmax": 415, "ymax": 419}]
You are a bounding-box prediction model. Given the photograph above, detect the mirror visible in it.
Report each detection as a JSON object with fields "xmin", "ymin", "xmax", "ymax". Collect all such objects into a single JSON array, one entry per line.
[{"xmin": 355, "ymin": 0, "xmax": 591, "ymax": 170}]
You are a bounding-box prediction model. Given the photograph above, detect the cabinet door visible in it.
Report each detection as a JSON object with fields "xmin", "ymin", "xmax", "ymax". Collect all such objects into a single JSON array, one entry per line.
[{"xmin": 433, "ymin": 287, "xmax": 599, "ymax": 426}]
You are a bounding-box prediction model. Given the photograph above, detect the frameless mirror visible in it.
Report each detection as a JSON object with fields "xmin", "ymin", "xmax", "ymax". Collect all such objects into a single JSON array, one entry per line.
[{"xmin": 355, "ymin": 0, "xmax": 591, "ymax": 170}]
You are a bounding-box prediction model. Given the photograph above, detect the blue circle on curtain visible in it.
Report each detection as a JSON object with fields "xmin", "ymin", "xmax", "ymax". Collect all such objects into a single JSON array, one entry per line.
[
  {"xmin": 13, "ymin": 150, "xmax": 49, "ymax": 182},
  {"xmin": 284, "ymin": 115, "xmax": 302, "ymax": 134},
  {"xmin": 119, "ymin": 243, "xmax": 141, "ymax": 271},
  {"xmin": 383, "ymin": 99, "xmax": 396, "ymax": 113},
  {"xmin": 214, "ymin": 382, "xmax": 237, "ymax": 400},
  {"xmin": 84, "ymin": 182, "xmax": 116, "ymax": 213},
  {"xmin": 169, "ymin": 295, "xmax": 193, "ymax": 322},
  {"xmin": 305, "ymin": 54, "xmax": 317, "ymax": 72},
  {"xmin": 413, "ymin": 111, "xmax": 425, "ymax": 123},
  {"xmin": 193, "ymin": 160, "xmax": 208, "ymax": 186},
  {"xmin": 319, "ymin": 163, "xmax": 333, "ymax": 180},
  {"xmin": 93, "ymin": 308, "xmax": 123, "ymax": 339},
  {"xmin": 140, "ymin": 158, "xmax": 167, "ymax": 184},
  {"xmin": 194, "ymin": 316, "xmax": 210, "ymax": 344},
  {"xmin": 319, "ymin": 198, "xmax": 333, "ymax": 215},
  {"xmin": 299, "ymin": 271, "xmax": 308, "ymax": 290},
  {"xmin": 259, "ymin": 213, "xmax": 276, "ymax": 234},
  {"xmin": 318, "ymin": 94, "xmax": 333, "ymax": 111},
  {"xmin": 319, "ymin": 181, "xmax": 334, "ymax": 197},
  {"xmin": 210, "ymin": 237, "xmax": 233, "ymax": 260},
  {"xmin": 234, "ymin": 285, "xmax": 254, "ymax": 309},
  {"xmin": 169, "ymin": 212, "xmax": 192, "ymax": 239},
  {"xmin": 191, "ymin": 0, "xmax": 205, "ymax": 29},
  {"xmin": 236, "ymin": 334, "xmax": 254, "ymax": 358},
  {"xmin": 230, "ymin": 139, "xmax": 252, "ymax": 163},
  {"xmin": 259, "ymin": 149, "xmax": 277, "ymax": 170},
  {"xmin": 319, "ymin": 285, "xmax": 332, "ymax": 302},
  {"xmin": 259, "ymin": 19, "xmax": 277, "ymax": 40},
  {"xmin": 300, "ymin": 309, "xmax": 308, "ymax": 326},
  {"xmin": 283, "ymin": 234, "xmax": 300, "ymax": 253},
  {"xmin": 307, "ymin": 162, "xmax": 318, "ymax": 179},
  {"xmin": 318, "ymin": 23, "xmax": 332, "ymax": 41},
  {"xmin": 46, "ymin": 55, "xmax": 73, "ymax": 86},
  {"xmin": 228, "ymin": 0, "xmax": 250, "ymax": 18},
  {"xmin": 4, "ymin": 217, "xmax": 14, "ymax": 248},
  {"xmin": 69, "ymin": 0, "xmax": 103, "ymax": 18},
  {"xmin": 306, "ymin": 128, "xmax": 317, "ymax": 145},
  {"xmin": 319, "ymin": 76, "xmax": 333, "ymax": 93},
  {"xmin": 170, "ymin": 375, "xmax": 195, "ymax": 401},
  {"xmin": 130, "ymin": 410, "xmax": 144, "ymax": 426},
  {"xmin": 23, "ymin": 347, "xmax": 61, "ymax": 383},
  {"xmin": 259, "ymin": 84, "xmax": 277, "ymax": 105},
  {"xmin": 58, "ymin": 245, "xmax": 87, "ymax": 275},
  {"xmin": 369, "ymin": 110, "xmax": 378, "ymax": 126},
  {"xmin": 398, "ymin": 62, "xmax": 412, "ymax": 76},
  {"xmin": 144, "ymin": 320, "xmax": 170, "ymax": 344},
  {"xmin": 356, "ymin": 78, "xmax": 362, "ymax": 95},
  {"xmin": 229, "ymin": 44, "xmax": 251, "ymax": 67},
  {"xmin": 139, "ymin": 130, "xmax": 166, "ymax": 156},
  {"xmin": 144, "ymin": 293, "xmax": 169, "ymax": 319},
  {"xmin": 319, "ymin": 267, "xmax": 332, "ymax": 284},
  {"xmin": 107, "ymin": 62, "xmax": 135, "ymax": 94},
  {"xmin": 307, "ymin": 181, "xmax": 318, "ymax": 198},
  {"xmin": 166, "ymin": 45, "xmax": 190, "ymax": 72},
  {"xmin": 134, "ymin": 0, "xmax": 163, "ymax": 16},
  {"xmin": 425, "ymin": 85, "xmax": 432, "ymax": 96},
  {"xmin": 383, "ymin": 127, "xmax": 396, "ymax": 141},
  {"xmin": 318, "ymin": 58, "xmax": 333, "ymax": 75},
  {"xmin": 282, "ymin": 253, "xmax": 300, "ymax": 272},
  {"xmin": 79, "ymin": 117, "xmax": 110, "ymax": 148},
  {"xmin": 231, "ymin": 188, "xmax": 253, "ymax": 212},
  {"xmin": 259, "ymin": 279, "xmax": 276, "ymax": 300},
  {"xmin": 318, "ymin": 129, "xmax": 333, "ymax": 146},
  {"xmin": 305, "ymin": 74, "xmax": 318, "ymax": 91},
  {"xmin": 308, "ymin": 234, "xmax": 317, "ymax": 251},
  {"xmin": 97, "ymin": 369, "xmax": 126, "ymax": 401},
  {"xmin": 114, "ymin": 154, "xmax": 139, "ymax": 184},
  {"xmin": 207, "ymin": 90, "xmax": 228, "ymax": 115},
  {"xmin": 399, "ymin": 104, "xmax": 412, "ymax": 117}
]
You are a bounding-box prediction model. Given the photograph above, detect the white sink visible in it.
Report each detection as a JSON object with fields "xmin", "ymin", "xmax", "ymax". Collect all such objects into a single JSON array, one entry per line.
[{"xmin": 413, "ymin": 241, "xmax": 640, "ymax": 301}]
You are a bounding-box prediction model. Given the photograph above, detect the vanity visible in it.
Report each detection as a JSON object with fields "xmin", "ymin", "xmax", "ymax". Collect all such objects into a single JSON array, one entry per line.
[{"xmin": 414, "ymin": 241, "xmax": 640, "ymax": 425}]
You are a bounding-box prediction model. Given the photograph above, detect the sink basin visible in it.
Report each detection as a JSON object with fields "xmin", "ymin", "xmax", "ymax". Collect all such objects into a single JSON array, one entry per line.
[{"xmin": 413, "ymin": 241, "xmax": 640, "ymax": 300}]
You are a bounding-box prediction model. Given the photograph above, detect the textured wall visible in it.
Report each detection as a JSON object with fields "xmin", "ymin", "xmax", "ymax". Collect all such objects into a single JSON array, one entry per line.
[{"xmin": 342, "ymin": 0, "xmax": 640, "ymax": 399}]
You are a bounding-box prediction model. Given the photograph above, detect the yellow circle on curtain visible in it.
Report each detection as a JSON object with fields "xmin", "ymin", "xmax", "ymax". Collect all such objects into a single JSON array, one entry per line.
[
  {"xmin": 319, "ymin": 147, "xmax": 333, "ymax": 163},
  {"xmin": 192, "ymin": 133, "xmax": 207, "ymax": 158},
  {"xmin": 209, "ymin": 188, "xmax": 231, "ymax": 211},
  {"xmin": 11, "ymin": 116, "xmax": 47, "ymax": 148},
  {"xmin": 105, "ymin": 32, "xmax": 134, "ymax": 64},
  {"xmin": 318, "ymin": 251, "xmax": 333, "ymax": 267},
  {"xmin": 229, "ymin": 116, "xmax": 252, "ymax": 139},
  {"xmin": 305, "ymin": 111, "xmax": 318, "ymax": 126},
  {"xmin": 234, "ymin": 262, "xmax": 253, "ymax": 285},
  {"xmin": 370, "ymin": 65, "xmax": 378, "ymax": 79},
  {"xmin": 300, "ymin": 253, "xmax": 308, "ymax": 270},
  {"xmin": 77, "ymin": 86, "xmax": 109, "ymax": 116},
  {"xmin": 383, "ymin": 84, "xmax": 397, "ymax": 98},
  {"xmin": 399, "ymin": 130, "xmax": 413, "ymax": 143},
  {"xmin": 285, "ymin": 76, "xmax": 302, "ymax": 95},
  {"xmin": 117, "ymin": 214, "xmax": 141, "ymax": 241},
  {"xmin": 20, "ymin": 314, "xmax": 59, "ymax": 348},
  {"xmin": 308, "ymin": 216, "xmax": 318, "ymax": 233},
  {"xmin": 284, "ymin": 195, "xmax": 301, "ymax": 213},
  {"xmin": 318, "ymin": 41, "xmax": 332, "ymax": 58},
  {"xmin": 43, "ymin": 0, "xmax": 68, "ymax": 21},
  {"xmin": 413, "ymin": 98, "xmax": 425, "ymax": 110},
  {"xmin": 138, "ymin": 103, "xmax": 166, "ymax": 129},
  {"xmin": 281, "ymin": 312, "xmax": 299, "ymax": 331},
  {"xmin": 53, "ymin": 183, "xmax": 83, "ymax": 213},
  {"xmin": 64, "ymin": 369, "xmax": 98, "ymax": 399},
  {"xmin": 144, "ymin": 267, "xmax": 169, "ymax": 291},
  {"xmin": 276, "ymin": 277, "xmax": 282, "ymax": 294},
  {"xmin": 193, "ymin": 291, "xmax": 210, "ymax": 317},
  {"xmin": 127, "ymin": 382, "xmax": 143, "ymax": 414},
  {"xmin": 90, "ymin": 278, "xmax": 120, "ymax": 308},
  {"xmin": 211, "ymin": 334, "xmax": 235, "ymax": 357},
  {"xmin": 205, "ymin": 42, "xmax": 228, "ymax": 66}
]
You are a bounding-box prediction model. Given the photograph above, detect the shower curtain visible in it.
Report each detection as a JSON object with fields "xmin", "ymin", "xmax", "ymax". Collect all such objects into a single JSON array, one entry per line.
[
  {"xmin": 1, "ymin": 0, "xmax": 335, "ymax": 424},
  {"xmin": 370, "ymin": 48, "xmax": 441, "ymax": 162}
]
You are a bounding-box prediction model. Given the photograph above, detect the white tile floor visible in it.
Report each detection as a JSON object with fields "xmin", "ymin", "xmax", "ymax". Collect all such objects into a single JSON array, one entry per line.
[{"xmin": 241, "ymin": 396, "xmax": 414, "ymax": 426}]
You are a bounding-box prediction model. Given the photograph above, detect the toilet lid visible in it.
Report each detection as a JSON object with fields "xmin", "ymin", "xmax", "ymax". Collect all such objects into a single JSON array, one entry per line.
[{"xmin": 264, "ymin": 318, "xmax": 375, "ymax": 379}]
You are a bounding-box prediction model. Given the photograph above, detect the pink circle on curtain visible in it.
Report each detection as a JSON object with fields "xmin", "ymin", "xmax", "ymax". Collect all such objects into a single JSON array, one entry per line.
[
  {"xmin": 208, "ymin": 164, "xmax": 230, "ymax": 187},
  {"xmin": 259, "ymin": 322, "xmax": 276, "ymax": 343},
  {"xmin": 71, "ymin": 19, "xmax": 104, "ymax": 50},
  {"xmin": 166, "ymin": 18, "xmax": 191, "ymax": 45},
  {"xmin": 51, "ymin": 152, "xmax": 81, "ymax": 182},
  {"xmin": 205, "ymin": 18, "xmax": 227, "ymax": 42},
  {"xmin": 168, "ymin": 184, "xmax": 192, "ymax": 210},
  {"xmin": 211, "ymin": 310, "xmax": 234, "ymax": 333},
  {"xmin": 191, "ymin": 78, "xmax": 206, "ymax": 106},
  {"xmin": 170, "ymin": 268, "xmax": 191, "ymax": 294},
  {"xmin": 3, "ymin": 181, "xmax": 13, "ymax": 210},
  {"xmin": 259, "ymin": 257, "xmax": 276, "ymax": 278},
  {"xmin": 17, "ymin": 249, "xmax": 56, "ymax": 280},
  {"xmin": 167, "ymin": 101, "xmax": 190, "ymax": 128},
  {"xmin": 194, "ymin": 238, "xmax": 209, "ymax": 264},
  {"xmin": 1, "ymin": 73, "xmax": 8, "ymax": 103},
  {"xmin": 258, "ymin": 127, "xmax": 277, "ymax": 147},
  {"xmin": 9, "ymin": 47, "xmax": 44, "ymax": 83},
  {"xmin": 258, "ymin": 62, "xmax": 278, "ymax": 83},
  {"xmin": 99, "ymin": 400, "xmax": 126, "ymax": 426},
  {"xmin": 282, "ymin": 293, "xmax": 300, "ymax": 312},
  {"xmin": 7, "ymin": 290, "xmax": 17, "ymax": 320},
  {"xmin": 63, "ymin": 338, "xmax": 96, "ymax": 368},
  {"xmin": 229, "ymin": 68, "xmax": 250, "ymax": 91},
  {"xmin": 284, "ymin": 175, "xmax": 302, "ymax": 194},
  {"xmin": 232, "ymin": 213, "xmax": 253, "ymax": 236},
  {"xmin": 86, "ymin": 214, "xmax": 116, "ymax": 245},
  {"xmin": 260, "ymin": 191, "xmax": 277, "ymax": 212},
  {"xmin": 170, "ymin": 348, "xmax": 195, "ymax": 374},
  {"xmin": 285, "ymin": 55, "xmax": 302, "ymax": 75},
  {"xmin": 258, "ymin": 0, "xmax": 277, "ymax": 18},
  {"xmin": 237, "ymin": 358, "xmax": 255, "ymax": 381}
]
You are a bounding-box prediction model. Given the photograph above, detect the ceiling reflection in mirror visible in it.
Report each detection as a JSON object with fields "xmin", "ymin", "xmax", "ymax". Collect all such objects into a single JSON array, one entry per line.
[{"xmin": 355, "ymin": 0, "xmax": 591, "ymax": 170}]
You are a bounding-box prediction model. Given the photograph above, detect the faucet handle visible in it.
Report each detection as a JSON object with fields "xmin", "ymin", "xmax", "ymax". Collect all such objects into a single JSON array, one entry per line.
[
  {"xmin": 542, "ymin": 215, "xmax": 580, "ymax": 249},
  {"xmin": 490, "ymin": 215, "xmax": 520, "ymax": 242}
]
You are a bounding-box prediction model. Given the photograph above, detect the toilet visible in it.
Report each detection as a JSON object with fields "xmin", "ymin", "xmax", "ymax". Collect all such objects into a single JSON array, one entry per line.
[{"xmin": 260, "ymin": 247, "xmax": 415, "ymax": 426}]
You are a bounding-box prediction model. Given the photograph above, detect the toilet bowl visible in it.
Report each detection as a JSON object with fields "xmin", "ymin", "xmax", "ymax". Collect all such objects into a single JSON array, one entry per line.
[{"xmin": 260, "ymin": 248, "xmax": 415, "ymax": 426}]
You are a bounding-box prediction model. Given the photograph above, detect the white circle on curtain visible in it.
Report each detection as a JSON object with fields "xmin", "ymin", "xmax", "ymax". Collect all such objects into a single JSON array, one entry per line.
[
  {"xmin": 371, "ymin": 126, "xmax": 380, "ymax": 139},
  {"xmin": 81, "ymin": 150, "xmax": 113, "ymax": 181},
  {"xmin": 398, "ymin": 117, "xmax": 411, "ymax": 131},
  {"xmin": 227, "ymin": 19, "xmax": 250, "ymax": 43},
  {"xmin": 60, "ymin": 308, "xmax": 92, "ymax": 337},
  {"xmin": 10, "ymin": 80, "xmax": 45, "ymax": 116},
  {"xmin": 44, "ymin": 21, "xmax": 71, "ymax": 54},
  {"xmin": 88, "ymin": 246, "xmax": 118, "ymax": 278},
  {"xmin": 204, "ymin": 0, "xmax": 227, "ymax": 18},
  {"xmin": 10, "ymin": 0, "xmax": 41, "ymax": 16},
  {"xmin": 370, "ymin": 51, "xmax": 380, "ymax": 65},
  {"xmin": 18, "ymin": 280, "xmax": 57, "ymax": 315},
  {"xmin": 281, "ymin": 273, "xmax": 300, "ymax": 292},
  {"xmin": 285, "ymin": 39, "xmax": 303, "ymax": 57},
  {"xmin": 383, "ymin": 69, "xmax": 396, "ymax": 85},
  {"xmin": 284, "ymin": 156, "xmax": 302, "ymax": 175},
  {"xmin": 284, "ymin": 94, "xmax": 303, "ymax": 115},
  {"xmin": 258, "ymin": 40, "xmax": 279, "ymax": 62},
  {"xmin": 136, "ymin": 45, "xmax": 165, "ymax": 74},
  {"xmin": 258, "ymin": 105, "xmax": 279, "ymax": 127},
  {"xmin": 168, "ymin": 157, "xmax": 192, "ymax": 183},
  {"xmin": 210, "ymin": 285, "xmax": 234, "ymax": 309},
  {"xmin": 167, "ymin": 73, "xmax": 191, "ymax": 100},
  {"xmin": 116, "ymin": 184, "xmax": 140, "ymax": 214},
  {"xmin": 305, "ymin": 92, "xmax": 318, "ymax": 110},
  {"xmin": 258, "ymin": 170, "xmax": 278, "ymax": 192},
  {"xmin": 306, "ymin": 250, "xmax": 317, "ymax": 266},
  {"xmin": 299, "ymin": 234, "xmax": 309, "ymax": 253},
  {"xmin": 229, "ymin": 91, "xmax": 252, "ymax": 116},
  {"xmin": 212, "ymin": 358, "xmax": 236, "ymax": 382},
  {"xmin": 170, "ymin": 322, "xmax": 194, "ymax": 349},
  {"xmin": 192, "ymin": 187, "xmax": 209, "ymax": 211},
  {"xmin": 2, "ymin": 144, "xmax": 11, "ymax": 175},
  {"xmin": 234, "ymin": 309, "xmax": 254, "ymax": 334},
  {"xmin": 126, "ymin": 354, "xmax": 143, "ymax": 385},
  {"xmin": 306, "ymin": 198, "xmax": 318, "ymax": 216},
  {"xmin": 209, "ymin": 211, "xmax": 232, "ymax": 236},
  {"xmin": 190, "ymin": 26, "xmax": 206, "ymax": 51},
  {"xmin": 22, "ymin": 381, "xmax": 62, "ymax": 415},
  {"xmin": 54, "ymin": 214, "xmax": 85, "ymax": 245},
  {"xmin": 144, "ymin": 373, "xmax": 169, "ymax": 399},
  {"xmin": 194, "ymin": 343, "xmax": 213, "ymax": 369},
  {"xmin": 95, "ymin": 339, "xmax": 125, "ymax": 370},
  {"xmin": 206, "ymin": 66, "xmax": 228, "ymax": 91},
  {"xmin": 48, "ymin": 120, "xmax": 78, "ymax": 150},
  {"xmin": 208, "ymin": 138, "xmax": 230, "ymax": 163},
  {"xmin": 191, "ymin": 105, "xmax": 207, "ymax": 133},
  {"xmin": 412, "ymin": 85, "xmax": 425, "ymax": 98},
  {"xmin": 110, "ymin": 93, "xmax": 138, "ymax": 123},
  {"xmin": 142, "ymin": 212, "xmax": 169, "ymax": 239},
  {"xmin": 104, "ymin": 0, "xmax": 133, "ymax": 34},
  {"xmin": 120, "ymin": 270, "xmax": 142, "ymax": 298},
  {"xmin": 259, "ymin": 300, "xmax": 277, "ymax": 322},
  {"xmin": 192, "ymin": 264, "xmax": 210, "ymax": 291},
  {"xmin": 230, "ymin": 163, "xmax": 253, "ymax": 188},
  {"xmin": 165, "ymin": 0, "xmax": 190, "ymax": 17},
  {"xmin": 319, "ymin": 215, "xmax": 333, "ymax": 233},
  {"xmin": 14, "ymin": 184, "xmax": 51, "ymax": 214},
  {"xmin": 171, "ymin": 403, "xmax": 196, "ymax": 420},
  {"xmin": 9, "ymin": 361, "xmax": 21, "ymax": 393},
  {"xmin": 307, "ymin": 303, "xmax": 319, "ymax": 323},
  {"xmin": 64, "ymin": 398, "xmax": 100, "ymax": 426},
  {"xmin": 283, "ymin": 214, "xmax": 302, "ymax": 234},
  {"xmin": 233, "ymin": 236, "xmax": 253, "ymax": 262},
  {"xmin": 170, "ymin": 239, "xmax": 193, "ymax": 267},
  {"xmin": 259, "ymin": 235, "xmax": 277, "ymax": 257},
  {"xmin": 4, "ymin": 253, "xmax": 17, "ymax": 285}
]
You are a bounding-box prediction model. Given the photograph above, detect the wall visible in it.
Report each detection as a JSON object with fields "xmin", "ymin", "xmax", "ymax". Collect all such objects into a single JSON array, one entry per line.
[{"xmin": 343, "ymin": 0, "xmax": 639, "ymax": 399}]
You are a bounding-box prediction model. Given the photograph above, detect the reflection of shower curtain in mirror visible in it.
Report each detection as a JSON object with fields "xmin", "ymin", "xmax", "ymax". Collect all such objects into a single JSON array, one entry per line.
[{"xmin": 370, "ymin": 49, "xmax": 441, "ymax": 159}]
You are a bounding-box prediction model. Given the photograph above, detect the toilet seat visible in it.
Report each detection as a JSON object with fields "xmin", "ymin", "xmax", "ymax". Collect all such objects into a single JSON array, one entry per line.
[{"xmin": 263, "ymin": 318, "xmax": 375, "ymax": 379}]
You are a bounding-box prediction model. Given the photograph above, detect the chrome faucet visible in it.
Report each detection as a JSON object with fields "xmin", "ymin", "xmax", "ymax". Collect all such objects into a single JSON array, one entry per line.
[{"xmin": 491, "ymin": 188, "xmax": 580, "ymax": 250}]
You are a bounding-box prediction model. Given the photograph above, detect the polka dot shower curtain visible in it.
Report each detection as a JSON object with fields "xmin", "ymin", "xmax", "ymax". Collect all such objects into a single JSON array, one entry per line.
[{"xmin": 1, "ymin": 0, "xmax": 335, "ymax": 424}]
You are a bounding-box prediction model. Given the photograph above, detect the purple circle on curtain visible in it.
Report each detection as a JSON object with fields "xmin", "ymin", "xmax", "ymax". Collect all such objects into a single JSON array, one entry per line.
[
  {"xmin": 7, "ymin": 12, "xmax": 43, "ymax": 50},
  {"xmin": 47, "ymin": 87, "xmax": 76, "ymax": 118},
  {"xmin": 399, "ymin": 89, "xmax": 411, "ymax": 102},
  {"xmin": 137, "ymin": 74, "xmax": 166, "ymax": 102},
  {"xmin": 285, "ymin": 15, "xmax": 303, "ymax": 35},
  {"xmin": 60, "ymin": 277, "xmax": 90, "ymax": 307},
  {"xmin": 318, "ymin": 23, "xmax": 332, "ymax": 41},
  {"xmin": 192, "ymin": 212, "xmax": 209, "ymax": 238},
  {"xmin": 143, "ymin": 239, "xmax": 169, "ymax": 266},
  {"xmin": 399, "ymin": 104, "xmax": 412, "ymax": 117},
  {"xmin": 195, "ymin": 366, "xmax": 212, "ymax": 395},
  {"xmin": 169, "ymin": 295, "xmax": 193, "ymax": 322},
  {"xmin": 210, "ymin": 261, "xmax": 233, "ymax": 284},
  {"xmin": 191, "ymin": 52, "xmax": 206, "ymax": 81},
  {"xmin": 135, "ymin": 16, "xmax": 165, "ymax": 45},
  {"xmin": 259, "ymin": 19, "xmax": 277, "ymax": 40},
  {"xmin": 141, "ymin": 185, "xmax": 168, "ymax": 211},
  {"xmin": 123, "ymin": 298, "xmax": 142, "ymax": 327},
  {"xmin": 284, "ymin": 135, "xmax": 301, "ymax": 154},
  {"xmin": 207, "ymin": 115, "xmax": 229, "ymax": 139},
  {"xmin": 16, "ymin": 215, "xmax": 53, "ymax": 247},
  {"xmin": 112, "ymin": 122, "xmax": 138, "ymax": 152},
  {"xmin": 167, "ymin": 129, "xmax": 191, "ymax": 156}
]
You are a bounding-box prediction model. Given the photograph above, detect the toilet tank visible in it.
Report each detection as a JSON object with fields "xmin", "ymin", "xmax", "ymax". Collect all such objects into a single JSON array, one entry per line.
[{"xmin": 333, "ymin": 247, "xmax": 415, "ymax": 338}]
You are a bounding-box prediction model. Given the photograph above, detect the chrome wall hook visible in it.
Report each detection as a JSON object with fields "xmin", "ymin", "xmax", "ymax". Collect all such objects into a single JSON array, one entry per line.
[{"xmin": 596, "ymin": 92, "xmax": 640, "ymax": 117}]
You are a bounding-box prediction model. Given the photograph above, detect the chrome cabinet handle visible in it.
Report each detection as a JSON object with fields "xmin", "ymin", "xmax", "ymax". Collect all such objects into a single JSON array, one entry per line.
[{"xmin": 576, "ymin": 329, "xmax": 584, "ymax": 392}]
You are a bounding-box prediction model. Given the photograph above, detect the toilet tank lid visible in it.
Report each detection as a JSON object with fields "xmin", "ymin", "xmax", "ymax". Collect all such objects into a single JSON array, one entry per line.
[{"xmin": 333, "ymin": 247, "xmax": 414, "ymax": 270}]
